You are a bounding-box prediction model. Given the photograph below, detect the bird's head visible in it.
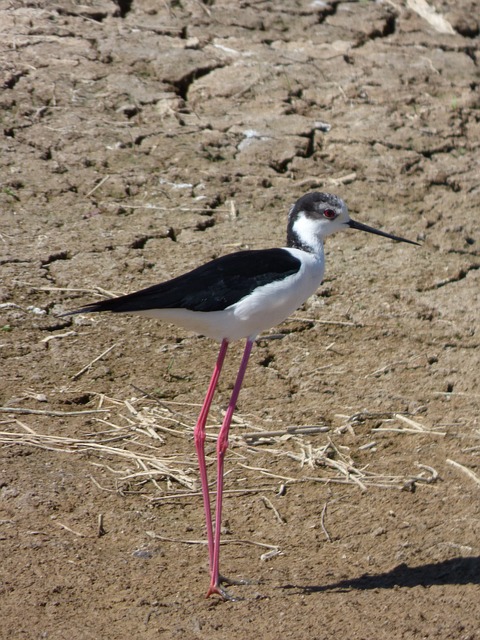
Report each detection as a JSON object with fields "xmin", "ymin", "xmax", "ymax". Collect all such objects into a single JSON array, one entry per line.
[{"xmin": 287, "ymin": 192, "xmax": 419, "ymax": 253}]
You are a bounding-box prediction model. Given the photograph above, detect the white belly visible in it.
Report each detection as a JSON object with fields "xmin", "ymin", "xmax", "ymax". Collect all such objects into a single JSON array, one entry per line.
[{"xmin": 136, "ymin": 249, "xmax": 325, "ymax": 342}]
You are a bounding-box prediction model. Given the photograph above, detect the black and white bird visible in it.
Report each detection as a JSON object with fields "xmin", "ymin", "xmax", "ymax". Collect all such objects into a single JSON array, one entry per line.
[{"xmin": 63, "ymin": 191, "xmax": 418, "ymax": 599}]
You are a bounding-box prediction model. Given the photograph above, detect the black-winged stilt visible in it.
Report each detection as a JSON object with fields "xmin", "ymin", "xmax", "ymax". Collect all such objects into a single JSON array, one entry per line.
[{"xmin": 63, "ymin": 192, "xmax": 418, "ymax": 599}]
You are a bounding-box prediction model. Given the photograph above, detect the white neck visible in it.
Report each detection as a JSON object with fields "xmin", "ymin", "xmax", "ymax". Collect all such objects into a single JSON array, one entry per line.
[{"xmin": 289, "ymin": 213, "xmax": 325, "ymax": 255}]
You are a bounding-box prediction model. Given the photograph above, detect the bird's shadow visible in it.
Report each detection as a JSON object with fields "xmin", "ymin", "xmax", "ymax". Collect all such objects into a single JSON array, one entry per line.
[{"xmin": 281, "ymin": 556, "xmax": 480, "ymax": 594}]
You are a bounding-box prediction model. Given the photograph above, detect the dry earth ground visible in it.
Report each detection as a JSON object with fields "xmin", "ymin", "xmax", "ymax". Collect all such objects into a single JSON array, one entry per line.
[{"xmin": 1, "ymin": 1, "xmax": 479, "ymax": 638}]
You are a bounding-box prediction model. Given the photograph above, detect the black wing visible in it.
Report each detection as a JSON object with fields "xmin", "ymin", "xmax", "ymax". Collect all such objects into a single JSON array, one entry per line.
[{"xmin": 63, "ymin": 248, "xmax": 301, "ymax": 315}]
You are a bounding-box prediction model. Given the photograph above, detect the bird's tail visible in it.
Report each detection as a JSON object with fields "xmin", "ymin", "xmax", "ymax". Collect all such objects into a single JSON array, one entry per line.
[{"xmin": 60, "ymin": 297, "xmax": 124, "ymax": 317}]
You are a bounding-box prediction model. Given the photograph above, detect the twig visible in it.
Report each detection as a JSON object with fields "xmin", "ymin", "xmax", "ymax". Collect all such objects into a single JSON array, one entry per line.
[
  {"xmin": 130, "ymin": 384, "xmax": 189, "ymax": 420},
  {"xmin": 238, "ymin": 464, "xmax": 296, "ymax": 483},
  {"xmin": 97, "ymin": 514, "xmax": 106, "ymax": 537},
  {"xmin": 344, "ymin": 411, "xmax": 400, "ymax": 424},
  {"xmin": 41, "ymin": 331, "xmax": 77, "ymax": 343},
  {"xmin": 146, "ymin": 530, "xmax": 279, "ymax": 553},
  {"xmin": 32, "ymin": 285, "xmax": 116, "ymax": 296},
  {"xmin": 57, "ymin": 522, "xmax": 85, "ymax": 537},
  {"xmin": 0, "ymin": 407, "xmax": 109, "ymax": 417},
  {"xmin": 244, "ymin": 425, "xmax": 329, "ymax": 442},
  {"xmin": 88, "ymin": 474, "xmax": 117, "ymax": 493},
  {"xmin": 146, "ymin": 531, "xmax": 207, "ymax": 546},
  {"xmin": 292, "ymin": 316, "xmax": 364, "ymax": 327},
  {"xmin": 414, "ymin": 463, "xmax": 439, "ymax": 483},
  {"xmin": 97, "ymin": 203, "xmax": 230, "ymax": 213},
  {"xmin": 320, "ymin": 501, "xmax": 332, "ymax": 542},
  {"xmin": 446, "ymin": 459, "xmax": 480, "ymax": 487},
  {"xmin": 148, "ymin": 487, "xmax": 276, "ymax": 503},
  {"xmin": 432, "ymin": 391, "xmax": 480, "ymax": 397},
  {"xmin": 260, "ymin": 495, "xmax": 286, "ymax": 524},
  {"xmin": 86, "ymin": 174, "xmax": 110, "ymax": 197},
  {"xmin": 358, "ymin": 441, "xmax": 377, "ymax": 451},
  {"xmin": 394, "ymin": 414, "xmax": 426, "ymax": 431},
  {"xmin": 394, "ymin": 414, "xmax": 445, "ymax": 435},
  {"xmin": 229, "ymin": 199, "xmax": 238, "ymax": 219},
  {"xmin": 15, "ymin": 419, "xmax": 37, "ymax": 434},
  {"xmin": 372, "ymin": 427, "xmax": 446, "ymax": 436},
  {"xmin": 72, "ymin": 344, "xmax": 117, "ymax": 380},
  {"xmin": 366, "ymin": 360, "xmax": 408, "ymax": 377}
]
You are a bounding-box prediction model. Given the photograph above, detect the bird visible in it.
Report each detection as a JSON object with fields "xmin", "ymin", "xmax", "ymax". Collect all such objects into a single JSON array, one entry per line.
[{"xmin": 62, "ymin": 191, "xmax": 418, "ymax": 599}]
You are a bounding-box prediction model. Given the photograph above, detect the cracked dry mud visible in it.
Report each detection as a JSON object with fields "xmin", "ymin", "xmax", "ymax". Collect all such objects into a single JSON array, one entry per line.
[{"xmin": 1, "ymin": 1, "xmax": 479, "ymax": 638}]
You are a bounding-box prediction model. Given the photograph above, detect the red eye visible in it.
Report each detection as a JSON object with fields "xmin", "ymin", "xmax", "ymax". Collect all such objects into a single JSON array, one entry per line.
[{"xmin": 323, "ymin": 209, "xmax": 336, "ymax": 219}]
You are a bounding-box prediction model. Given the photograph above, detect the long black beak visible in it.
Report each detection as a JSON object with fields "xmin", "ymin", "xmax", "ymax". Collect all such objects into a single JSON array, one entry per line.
[{"xmin": 348, "ymin": 219, "xmax": 420, "ymax": 246}]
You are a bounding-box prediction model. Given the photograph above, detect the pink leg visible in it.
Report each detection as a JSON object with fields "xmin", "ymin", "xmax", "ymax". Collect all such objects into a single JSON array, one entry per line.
[
  {"xmin": 207, "ymin": 338, "xmax": 255, "ymax": 598},
  {"xmin": 194, "ymin": 339, "xmax": 229, "ymax": 571}
]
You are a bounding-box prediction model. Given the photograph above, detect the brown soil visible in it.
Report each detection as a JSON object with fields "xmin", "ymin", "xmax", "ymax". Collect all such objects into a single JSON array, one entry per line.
[{"xmin": 1, "ymin": 1, "xmax": 479, "ymax": 638}]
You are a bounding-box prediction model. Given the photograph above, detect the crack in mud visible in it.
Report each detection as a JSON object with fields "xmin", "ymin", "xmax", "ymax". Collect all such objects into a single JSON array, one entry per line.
[{"xmin": 419, "ymin": 263, "xmax": 480, "ymax": 291}]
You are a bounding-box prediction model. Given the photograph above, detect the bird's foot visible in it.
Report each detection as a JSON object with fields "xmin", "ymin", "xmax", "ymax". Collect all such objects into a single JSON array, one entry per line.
[
  {"xmin": 206, "ymin": 582, "xmax": 239, "ymax": 601},
  {"xmin": 206, "ymin": 574, "xmax": 258, "ymax": 601}
]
